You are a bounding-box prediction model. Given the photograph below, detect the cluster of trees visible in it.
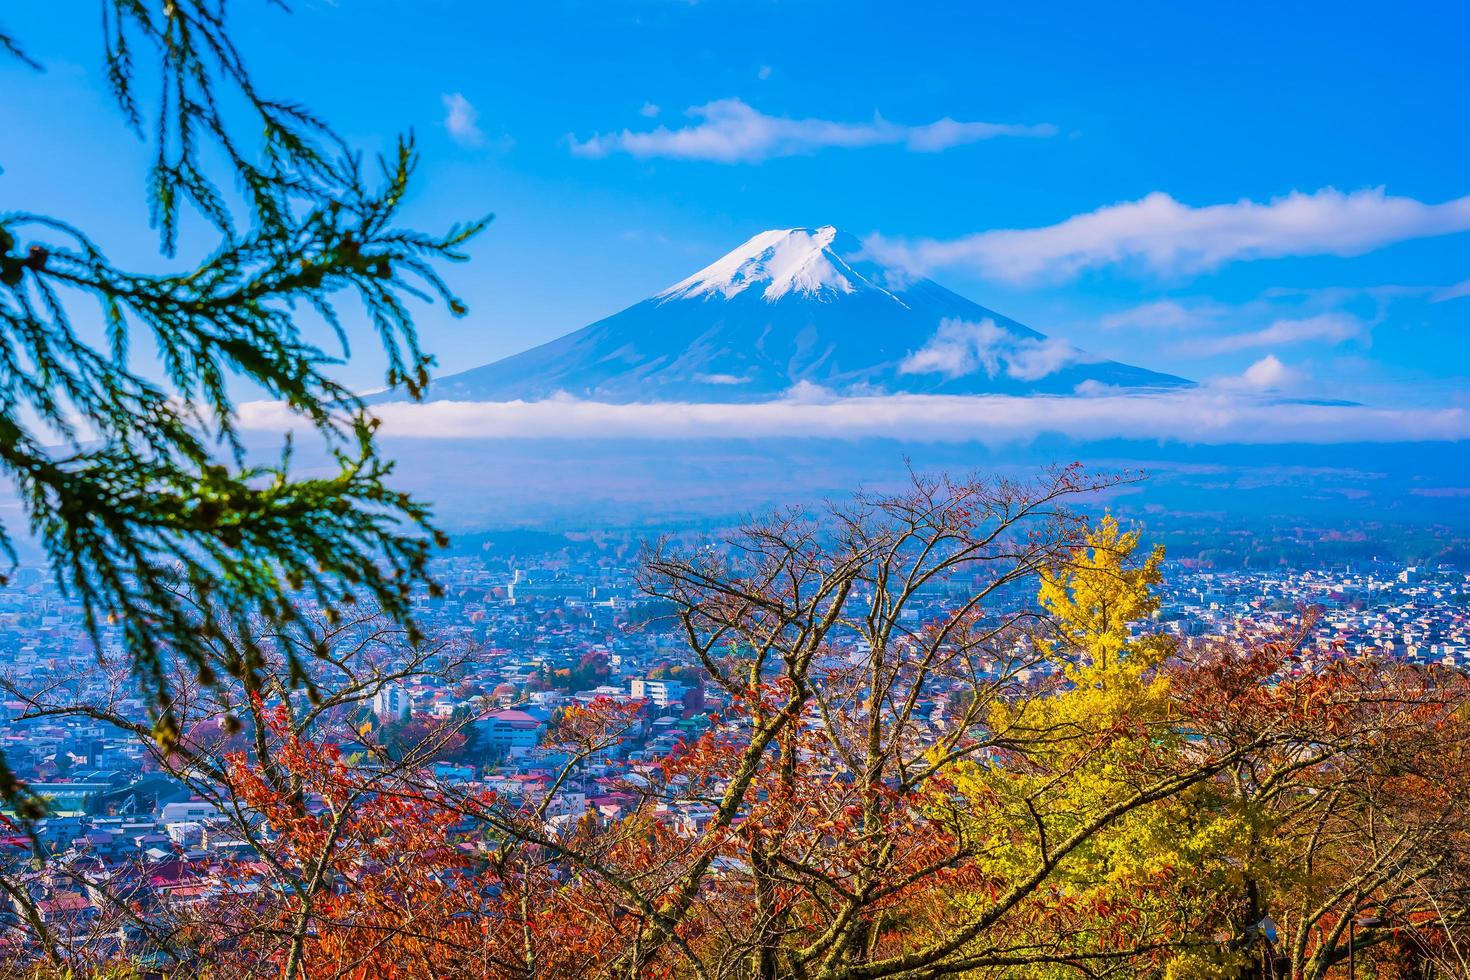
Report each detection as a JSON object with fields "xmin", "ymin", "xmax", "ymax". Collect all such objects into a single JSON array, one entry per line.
[
  {"xmin": 3, "ymin": 5, "xmax": 1469, "ymax": 979},
  {"xmin": 522, "ymin": 651, "xmax": 615, "ymax": 695}
]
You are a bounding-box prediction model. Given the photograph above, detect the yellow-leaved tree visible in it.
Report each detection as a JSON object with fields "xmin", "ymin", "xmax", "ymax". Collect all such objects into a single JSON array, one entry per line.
[{"xmin": 946, "ymin": 515, "xmax": 1255, "ymax": 978}]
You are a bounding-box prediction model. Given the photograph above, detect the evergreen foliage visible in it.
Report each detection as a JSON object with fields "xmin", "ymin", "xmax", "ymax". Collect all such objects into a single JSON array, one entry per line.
[{"xmin": 0, "ymin": 2, "xmax": 487, "ymax": 816}]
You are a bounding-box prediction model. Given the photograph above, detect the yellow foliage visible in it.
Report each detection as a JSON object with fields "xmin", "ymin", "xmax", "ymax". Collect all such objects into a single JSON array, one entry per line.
[
  {"xmin": 944, "ymin": 517, "xmax": 1251, "ymax": 977},
  {"xmin": 1037, "ymin": 512, "xmax": 1167, "ymax": 679}
]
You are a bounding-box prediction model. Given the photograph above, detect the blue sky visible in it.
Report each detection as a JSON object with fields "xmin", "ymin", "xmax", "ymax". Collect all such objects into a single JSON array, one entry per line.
[{"xmin": 3, "ymin": 0, "xmax": 1468, "ymax": 414}]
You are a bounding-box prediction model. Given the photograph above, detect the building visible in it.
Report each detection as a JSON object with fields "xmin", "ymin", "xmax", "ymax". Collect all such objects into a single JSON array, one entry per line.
[
  {"xmin": 631, "ymin": 677, "xmax": 689, "ymax": 709},
  {"xmin": 478, "ymin": 709, "xmax": 544, "ymax": 757},
  {"xmin": 371, "ymin": 683, "xmax": 412, "ymax": 723}
]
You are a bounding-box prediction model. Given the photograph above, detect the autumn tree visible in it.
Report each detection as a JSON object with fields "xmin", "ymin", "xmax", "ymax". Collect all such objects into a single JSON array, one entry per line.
[
  {"xmin": 938, "ymin": 526, "xmax": 1470, "ymax": 980},
  {"xmin": 0, "ymin": 597, "xmax": 480, "ymax": 973},
  {"xmin": 934, "ymin": 514, "xmax": 1218, "ymax": 977},
  {"xmin": 1168, "ymin": 634, "xmax": 1470, "ymax": 979},
  {"xmin": 188, "ymin": 704, "xmax": 501, "ymax": 978},
  {"xmin": 197, "ymin": 694, "xmax": 652, "ymax": 979}
]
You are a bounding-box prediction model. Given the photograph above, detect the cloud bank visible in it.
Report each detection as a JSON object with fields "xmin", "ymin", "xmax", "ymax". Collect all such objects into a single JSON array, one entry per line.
[
  {"xmin": 869, "ymin": 187, "xmax": 1470, "ymax": 282},
  {"xmin": 240, "ymin": 391, "xmax": 1469, "ymax": 445},
  {"xmin": 568, "ymin": 98, "xmax": 1056, "ymax": 163}
]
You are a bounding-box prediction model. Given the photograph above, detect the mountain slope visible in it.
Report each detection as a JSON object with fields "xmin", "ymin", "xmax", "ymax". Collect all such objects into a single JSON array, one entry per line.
[{"xmin": 416, "ymin": 226, "xmax": 1190, "ymax": 404}]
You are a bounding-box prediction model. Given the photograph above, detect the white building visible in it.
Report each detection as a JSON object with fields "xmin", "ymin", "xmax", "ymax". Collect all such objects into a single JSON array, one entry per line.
[
  {"xmin": 371, "ymin": 683, "xmax": 412, "ymax": 722},
  {"xmin": 166, "ymin": 821, "xmax": 204, "ymax": 848},
  {"xmin": 158, "ymin": 800, "xmax": 219, "ymax": 824},
  {"xmin": 477, "ymin": 709, "xmax": 544, "ymax": 757},
  {"xmin": 631, "ymin": 677, "xmax": 688, "ymax": 708}
]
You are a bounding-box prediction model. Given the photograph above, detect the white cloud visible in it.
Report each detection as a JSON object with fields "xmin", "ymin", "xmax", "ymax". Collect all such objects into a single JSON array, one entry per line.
[
  {"xmin": 901, "ymin": 117, "xmax": 1055, "ymax": 153},
  {"xmin": 1206, "ymin": 354, "xmax": 1304, "ymax": 394},
  {"xmin": 1100, "ymin": 299, "xmax": 1227, "ymax": 331},
  {"xmin": 783, "ymin": 380, "xmax": 839, "ymax": 404},
  {"xmin": 568, "ymin": 98, "xmax": 1056, "ymax": 163},
  {"xmin": 868, "ymin": 187, "xmax": 1470, "ymax": 282},
  {"xmin": 1435, "ymin": 277, "xmax": 1470, "ymax": 302},
  {"xmin": 758, "ymin": 65, "xmax": 773, "ymax": 80},
  {"xmin": 640, "ymin": 102, "xmax": 661, "ymax": 118},
  {"xmin": 238, "ymin": 391, "xmax": 1470, "ymax": 445},
  {"xmin": 899, "ymin": 318, "xmax": 1087, "ymax": 381},
  {"xmin": 441, "ymin": 92, "xmax": 484, "ymax": 147},
  {"xmin": 1237, "ymin": 354, "xmax": 1297, "ymax": 391},
  {"xmin": 900, "ymin": 318, "xmax": 1006, "ymax": 377},
  {"xmin": 1190, "ymin": 312, "xmax": 1366, "ymax": 354},
  {"xmin": 1006, "ymin": 338, "xmax": 1088, "ymax": 381}
]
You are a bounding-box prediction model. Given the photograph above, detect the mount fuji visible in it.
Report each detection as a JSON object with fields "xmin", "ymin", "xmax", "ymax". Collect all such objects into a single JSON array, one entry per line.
[{"xmin": 412, "ymin": 226, "xmax": 1190, "ymax": 404}]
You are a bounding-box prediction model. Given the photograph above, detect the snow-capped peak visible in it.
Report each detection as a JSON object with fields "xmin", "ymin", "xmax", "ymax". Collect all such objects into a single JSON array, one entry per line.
[{"xmin": 657, "ymin": 225, "xmax": 901, "ymax": 304}]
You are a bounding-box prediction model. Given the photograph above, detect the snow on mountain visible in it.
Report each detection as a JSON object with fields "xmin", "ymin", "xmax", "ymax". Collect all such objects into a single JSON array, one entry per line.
[
  {"xmin": 656, "ymin": 225, "xmax": 903, "ymax": 304},
  {"xmin": 403, "ymin": 226, "xmax": 1191, "ymax": 404}
]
